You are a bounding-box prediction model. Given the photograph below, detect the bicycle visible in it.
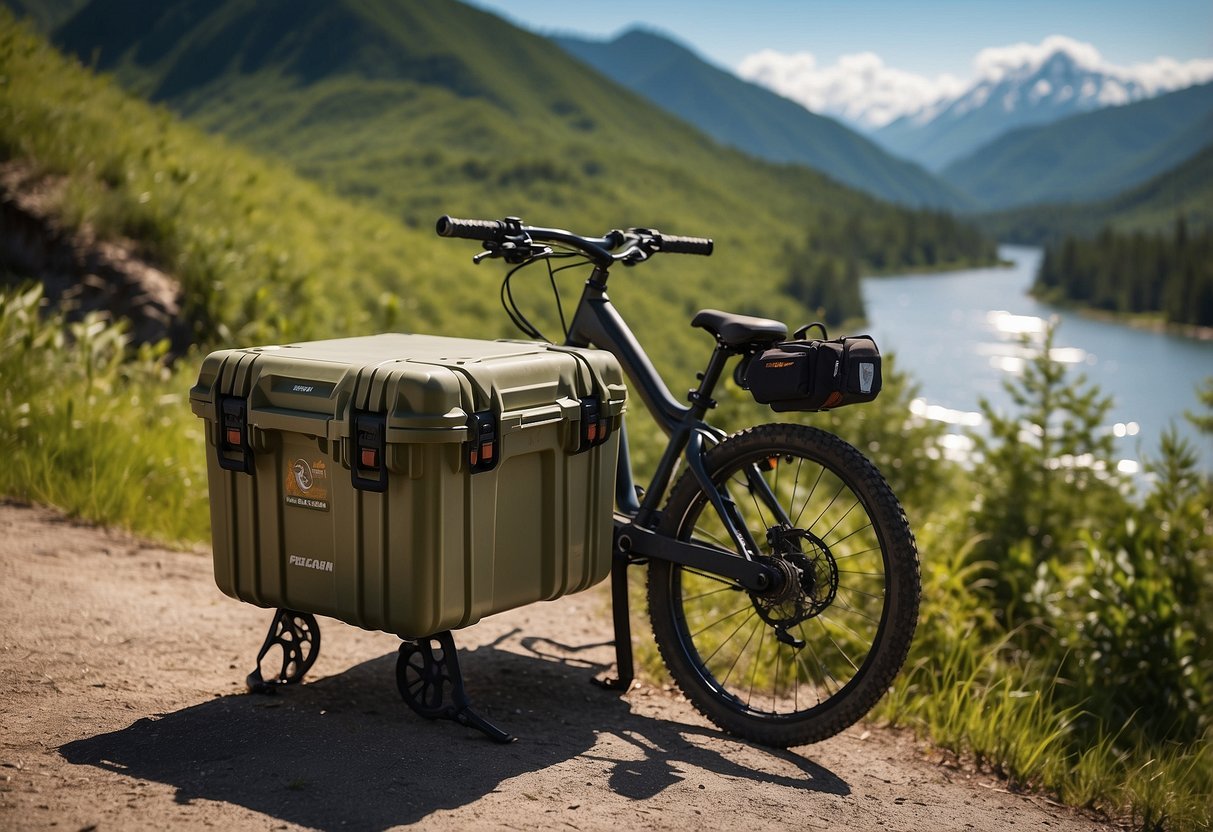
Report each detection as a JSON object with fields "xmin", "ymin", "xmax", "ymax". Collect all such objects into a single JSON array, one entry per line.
[{"xmin": 434, "ymin": 215, "xmax": 921, "ymax": 748}]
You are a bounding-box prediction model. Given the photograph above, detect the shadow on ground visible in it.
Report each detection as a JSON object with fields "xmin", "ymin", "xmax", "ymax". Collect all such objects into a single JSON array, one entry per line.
[{"xmin": 61, "ymin": 633, "xmax": 849, "ymax": 830}]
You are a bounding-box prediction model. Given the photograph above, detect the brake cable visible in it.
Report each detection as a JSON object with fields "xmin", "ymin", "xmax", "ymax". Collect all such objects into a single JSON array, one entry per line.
[{"xmin": 498, "ymin": 248, "xmax": 587, "ymax": 343}]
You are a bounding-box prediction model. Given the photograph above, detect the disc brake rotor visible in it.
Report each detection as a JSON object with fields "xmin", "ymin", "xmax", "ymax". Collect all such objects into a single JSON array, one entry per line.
[{"xmin": 752, "ymin": 527, "xmax": 839, "ymax": 629}]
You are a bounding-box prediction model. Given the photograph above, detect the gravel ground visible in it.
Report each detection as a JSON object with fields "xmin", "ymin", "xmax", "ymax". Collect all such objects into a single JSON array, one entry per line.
[{"xmin": 0, "ymin": 502, "xmax": 1112, "ymax": 831}]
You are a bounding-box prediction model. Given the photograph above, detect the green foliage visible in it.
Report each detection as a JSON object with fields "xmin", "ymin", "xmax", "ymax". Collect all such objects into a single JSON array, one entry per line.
[
  {"xmin": 780, "ymin": 255, "xmax": 863, "ymax": 326},
  {"xmin": 0, "ymin": 12, "xmax": 507, "ymax": 349},
  {"xmin": 1035, "ymin": 220, "xmax": 1213, "ymax": 327},
  {"xmin": 1020, "ymin": 430, "xmax": 1210, "ymax": 742},
  {"xmin": 884, "ymin": 584, "xmax": 1212, "ymax": 830},
  {"xmin": 967, "ymin": 321, "xmax": 1121, "ymax": 575},
  {"xmin": 778, "ymin": 210, "xmax": 996, "ymax": 326},
  {"xmin": 800, "ymin": 208, "xmax": 998, "ymax": 274},
  {"xmin": 1187, "ymin": 377, "xmax": 1213, "ymax": 435},
  {"xmin": 0, "ymin": 285, "xmax": 209, "ymax": 541},
  {"xmin": 868, "ymin": 321, "xmax": 1213, "ymax": 829}
]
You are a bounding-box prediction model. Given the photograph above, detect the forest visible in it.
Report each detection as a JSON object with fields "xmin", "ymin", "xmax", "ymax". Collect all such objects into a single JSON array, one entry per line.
[
  {"xmin": 782, "ymin": 210, "xmax": 997, "ymax": 325},
  {"xmin": 1035, "ymin": 218, "xmax": 1213, "ymax": 328}
]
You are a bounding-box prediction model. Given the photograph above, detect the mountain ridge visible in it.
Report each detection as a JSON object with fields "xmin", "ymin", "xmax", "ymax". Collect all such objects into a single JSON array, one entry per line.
[
  {"xmin": 555, "ymin": 28, "xmax": 968, "ymax": 210},
  {"xmin": 42, "ymin": 0, "xmax": 996, "ymax": 351},
  {"xmin": 941, "ymin": 81, "xmax": 1213, "ymax": 210},
  {"xmin": 977, "ymin": 140, "xmax": 1213, "ymax": 245},
  {"xmin": 872, "ymin": 44, "xmax": 1211, "ymax": 171}
]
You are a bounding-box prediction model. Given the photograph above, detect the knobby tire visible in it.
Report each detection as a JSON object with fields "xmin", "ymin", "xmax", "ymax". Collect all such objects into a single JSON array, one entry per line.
[{"xmin": 647, "ymin": 423, "xmax": 920, "ymax": 747}]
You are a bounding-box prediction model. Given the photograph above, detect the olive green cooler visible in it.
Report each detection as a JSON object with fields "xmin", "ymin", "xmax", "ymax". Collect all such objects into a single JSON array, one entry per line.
[{"xmin": 189, "ymin": 333, "xmax": 626, "ymax": 639}]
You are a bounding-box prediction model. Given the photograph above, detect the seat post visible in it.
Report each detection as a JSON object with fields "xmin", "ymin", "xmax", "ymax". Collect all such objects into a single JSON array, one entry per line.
[{"xmin": 686, "ymin": 342, "xmax": 735, "ymax": 418}]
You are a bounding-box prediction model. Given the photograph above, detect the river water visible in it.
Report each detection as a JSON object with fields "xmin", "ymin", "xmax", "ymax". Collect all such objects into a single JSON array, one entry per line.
[{"xmin": 860, "ymin": 245, "xmax": 1213, "ymax": 474}]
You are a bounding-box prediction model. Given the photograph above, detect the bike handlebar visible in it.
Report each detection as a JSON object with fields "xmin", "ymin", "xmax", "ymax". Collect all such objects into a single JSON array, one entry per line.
[
  {"xmin": 435, "ymin": 215, "xmax": 508, "ymax": 241},
  {"xmin": 657, "ymin": 234, "xmax": 714, "ymax": 256},
  {"xmin": 435, "ymin": 214, "xmax": 713, "ymax": 266}
]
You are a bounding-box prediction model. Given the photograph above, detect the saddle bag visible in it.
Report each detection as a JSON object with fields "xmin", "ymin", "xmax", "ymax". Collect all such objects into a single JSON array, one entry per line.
[{"xmin": 743, "ymin": 326, "xmax": 882, "ymax": 412}]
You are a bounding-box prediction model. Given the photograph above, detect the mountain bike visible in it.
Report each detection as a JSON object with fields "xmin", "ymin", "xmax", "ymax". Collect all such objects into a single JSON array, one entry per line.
[{"xmin": 435, "ymin": 215, "xmax": 920, "ymax": 748}]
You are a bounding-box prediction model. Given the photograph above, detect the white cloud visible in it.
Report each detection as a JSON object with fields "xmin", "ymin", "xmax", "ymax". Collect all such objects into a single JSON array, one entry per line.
[
  {"xmin": 737, "ymin": 36, "xmax": 1213, "ymax": 130},
  {"xmin": 972, "ymin": 35, "xmax": 1104, "ymax": 82},
  {"xmin": 737, "ymin": 48, "xmax": 964, "ymax": 129},
  {"xmin": 1126, "ymin": 55, "xmax": 1213, "ymax": 95}
]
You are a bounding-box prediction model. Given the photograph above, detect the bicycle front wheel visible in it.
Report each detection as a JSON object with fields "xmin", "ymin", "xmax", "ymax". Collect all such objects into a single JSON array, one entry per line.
[{"xmin": 648, "ymin": 423, "xmax": 920, "ymax": 747}]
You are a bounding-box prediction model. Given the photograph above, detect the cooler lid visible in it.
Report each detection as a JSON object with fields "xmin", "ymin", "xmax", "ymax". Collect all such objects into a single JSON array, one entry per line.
[{"xmin": 191, "ymin": 334, "xmax": 625, "ymax": 445}]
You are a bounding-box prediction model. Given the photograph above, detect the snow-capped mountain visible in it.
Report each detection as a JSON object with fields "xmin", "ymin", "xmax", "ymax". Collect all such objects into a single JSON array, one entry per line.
[{"xmin": 872, "ymin": 38, "xmax": 1213, "ymax": 171}]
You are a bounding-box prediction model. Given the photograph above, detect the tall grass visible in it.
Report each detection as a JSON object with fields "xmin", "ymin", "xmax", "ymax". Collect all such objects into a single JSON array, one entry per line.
[
  {"xmin": 0, "ymin": 286, "xmax": 208, "ymax": 541},
  {"xmin": 875, "ymin": 513, "xmax": 1211, "ymax": 831}
]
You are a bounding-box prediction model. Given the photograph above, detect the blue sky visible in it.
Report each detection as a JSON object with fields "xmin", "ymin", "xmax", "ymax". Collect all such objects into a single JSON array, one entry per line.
[{"xmin": 468, "ymin": 0, "xmax": 1212, "ymax": 77}]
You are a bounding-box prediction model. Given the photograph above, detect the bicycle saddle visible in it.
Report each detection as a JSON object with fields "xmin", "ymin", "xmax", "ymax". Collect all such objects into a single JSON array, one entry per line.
[{"xmin": 691, "ymin": 309, "xmax": 787, "ymax": 347}]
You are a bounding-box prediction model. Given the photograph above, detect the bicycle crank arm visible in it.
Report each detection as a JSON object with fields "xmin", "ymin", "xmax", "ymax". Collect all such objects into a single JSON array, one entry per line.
[{"xmin": 614, "ymin": 524, "xmax": 779, "ymax": 592}]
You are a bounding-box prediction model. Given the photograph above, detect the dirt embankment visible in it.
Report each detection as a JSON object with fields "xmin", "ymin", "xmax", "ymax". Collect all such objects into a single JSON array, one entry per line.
[
  {"xmin": 0, "ymin": 162, "xmax": 189, "ymax": 353},
  {"xmin": 0, "ymin": 502, "xmax": 1112, "ymax": 831}
]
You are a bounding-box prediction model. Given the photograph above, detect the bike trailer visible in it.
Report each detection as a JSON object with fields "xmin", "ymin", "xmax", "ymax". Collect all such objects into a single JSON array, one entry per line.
[{"xmin": 189, "ymin": 333, "xmax": 626, "ymax": 639}]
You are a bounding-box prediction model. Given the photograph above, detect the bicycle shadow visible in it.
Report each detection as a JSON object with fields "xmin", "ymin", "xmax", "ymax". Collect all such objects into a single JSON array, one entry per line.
[{"xmin": 60, "ymin": 632, "xmax": 849, "ymax": 830}]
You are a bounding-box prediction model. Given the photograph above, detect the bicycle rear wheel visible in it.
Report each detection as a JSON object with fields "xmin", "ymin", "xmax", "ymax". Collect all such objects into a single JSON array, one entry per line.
[{"xmin": 648, "ymin": 423, "xmax": 919, "ymax": 747}]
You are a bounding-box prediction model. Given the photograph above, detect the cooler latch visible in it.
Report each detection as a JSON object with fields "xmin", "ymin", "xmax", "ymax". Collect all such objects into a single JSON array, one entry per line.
[
  {"xmin": 217, "ymin": 395, "xmax": 252, "ymax": 474},
  {"xmin": 351, "ymin": 411, "xmax": 388, "ymax": 493},
  {"xmin": 466, "ymin": 411, "xmax": 499, "ymax": 474},
  {"xmin": 577, "ymin": 396, "xmax": 610, "ymax": 453}
]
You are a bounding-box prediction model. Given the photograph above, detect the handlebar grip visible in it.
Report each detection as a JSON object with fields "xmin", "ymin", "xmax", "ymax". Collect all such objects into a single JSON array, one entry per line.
[
  {"xmin": 435, "ymin": 215, "xmax": 507, "ymax": 241},
  {"xmin": 659, "ymin": 234, "xmax": 714, "ymax": 256}
]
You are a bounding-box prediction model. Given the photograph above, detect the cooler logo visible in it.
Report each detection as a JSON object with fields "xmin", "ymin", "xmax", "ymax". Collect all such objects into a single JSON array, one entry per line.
[
  {"xmin": 289, "ymin": 555, "xmax": 334, "ymax": 573},
  {"xmin": 285, "ymin": 458, "xmax": 330, "ymax": 511}
]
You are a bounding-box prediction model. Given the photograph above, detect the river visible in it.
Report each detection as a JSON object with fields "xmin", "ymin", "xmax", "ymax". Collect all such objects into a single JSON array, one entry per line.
[{"xmin": 860, "ymin": 245, "xmax": 1213, "ymax": 474}]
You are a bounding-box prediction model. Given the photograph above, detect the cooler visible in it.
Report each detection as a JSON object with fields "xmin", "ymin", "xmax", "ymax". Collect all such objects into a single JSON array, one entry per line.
[{"xmin": 189, "ymin": 333, "xmax": 626, "ymax": 639}]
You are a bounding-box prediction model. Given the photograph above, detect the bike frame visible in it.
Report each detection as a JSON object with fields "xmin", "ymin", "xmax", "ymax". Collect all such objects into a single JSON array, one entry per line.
[{"xmin": 561, "ymin": 262, "xmax": 791, "ymax": 688}]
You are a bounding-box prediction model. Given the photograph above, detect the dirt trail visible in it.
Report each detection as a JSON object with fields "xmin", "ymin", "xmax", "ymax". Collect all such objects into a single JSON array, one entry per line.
[{"xmin": 0, "ymin": 502, "xmax": 1110, "ymax": 831}]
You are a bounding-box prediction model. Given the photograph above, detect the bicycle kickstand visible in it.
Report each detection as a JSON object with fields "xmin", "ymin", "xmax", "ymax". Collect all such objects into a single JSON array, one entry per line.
[{"xmin": 593, "ymin": 551, "xmax": 636, "ymax": 692}]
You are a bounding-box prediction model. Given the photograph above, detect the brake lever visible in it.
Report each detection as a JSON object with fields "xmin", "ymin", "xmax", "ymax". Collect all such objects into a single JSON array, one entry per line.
[
  {"xmin": 473, "ymin": 241, "xmax": 554, "ymax": 266},
  {"xmin": 618, "ymin": 228, "xmax": 661, "ymax": 266}
]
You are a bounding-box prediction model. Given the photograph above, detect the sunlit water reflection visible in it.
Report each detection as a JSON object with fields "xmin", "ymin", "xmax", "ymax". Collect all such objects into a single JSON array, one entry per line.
[{"xmin": 861, "ymin": 246, "xmax": 1213, "ymax": 475}]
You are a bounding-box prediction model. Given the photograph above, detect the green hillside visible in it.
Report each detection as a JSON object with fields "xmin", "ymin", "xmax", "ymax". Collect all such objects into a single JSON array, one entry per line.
[
  {"xmin": 555, "ymin": 29, "xmax": 969, "ymax": 211},
  {"xmin": 2, "ymin": 4, "xmax": 991, "ymax": 481},
  {"xmin": 48, "ymin": 0, "xmax": 993, "ymax": 319},
  {"xmin": 979, "ymin": 141, "xmax": 1213, "ymax": 245},
  {"xmin": 0, "ymin": 12, "xmax": 509, "ymax": 348},
  {"xmin": 1104, "ymin": 141, "xmax": 1213, "ymax": 231},
  {"xmin": 943, "ymin": 82, "xmax": 1213, "ymax": 210}
]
